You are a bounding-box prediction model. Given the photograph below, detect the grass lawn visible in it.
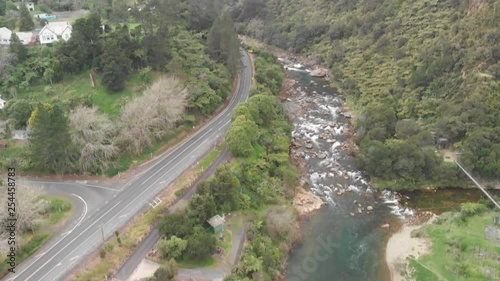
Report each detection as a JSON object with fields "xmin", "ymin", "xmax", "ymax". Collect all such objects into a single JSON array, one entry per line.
[
  {"xmin": 0, "ymin": 196, "xmax": 72, "ymax": 279},
  {"xmin": 197, "ymin": 146, "xmax": 223, "ymax": 171},
  {"xmin": 16, "ymin": 71, "xmax": 156, "ymax": 118},
  {"xmin": 177, "ymin": 257, "xmax": 217, "ymax": 269},
  {"xmin": 411, "ymin": 211, "xmax": 500, "ymax": 281}
]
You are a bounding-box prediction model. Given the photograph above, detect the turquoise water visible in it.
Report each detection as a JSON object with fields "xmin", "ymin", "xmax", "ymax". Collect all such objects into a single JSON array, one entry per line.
[
  {"xmin": 284, "ymin": 69, "xmax": 395, "ymax": 281},
  {"xmin": 283, "ymin": 68, "xmax": 498, "ymax": 281}
]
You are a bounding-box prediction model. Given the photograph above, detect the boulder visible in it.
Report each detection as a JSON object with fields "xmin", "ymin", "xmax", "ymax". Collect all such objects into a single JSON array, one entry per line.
[
  {"xmin": 310, "ymin": 68, "xmax": 329, "ymax": 77},
  {"xmin": 367, "ymin": 206, "xmax": 374, "ymax": 211},
  {"xmin": 305, "ymin": 143, "xmax": 314, "ymax": 149},
  {"xmin": 380, "ymin": 224, "xmax": 390, "ymax": 228}
]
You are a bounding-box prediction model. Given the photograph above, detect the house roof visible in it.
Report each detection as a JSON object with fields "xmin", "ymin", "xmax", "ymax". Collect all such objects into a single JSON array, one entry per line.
[
  {"xmin": 40, "ymin": 21, "xmax": 71, "ymax": 36},
  {"xmin": 207, "ymin": 215, "xmax": 225, "ymax": 228},
  {"xmin": 0, "ymin": 27, "xmax": 12, "ymax": 41},
  {"xmin": 16, "ymin": 32, "xmax": 36, "ymax": 45}
]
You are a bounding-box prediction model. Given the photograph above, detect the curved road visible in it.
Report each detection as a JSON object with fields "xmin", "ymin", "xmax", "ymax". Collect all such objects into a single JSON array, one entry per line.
[{"xmin": 4, "ymin": 49, "xmax": 252, "ymax": 281}]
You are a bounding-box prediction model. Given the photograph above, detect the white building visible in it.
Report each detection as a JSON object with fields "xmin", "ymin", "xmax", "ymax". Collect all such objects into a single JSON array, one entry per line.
[
  {"xmin": 38, "ymin": 22, "xmax": 72, "ymax": 45},
  {"xmin": 0, "ymin": 27, "xmax": 36, "ymax": 46},
  {"xmin": 15, "ymin": 32, "xmax": 36, "ymax": 45},
  {"xmin": 16, "ymin": 2, "xmax": 35, "ymax": 11},
  {"xmin": 0, "ymin": 27, "xmax": 12, "ymax": 46}
]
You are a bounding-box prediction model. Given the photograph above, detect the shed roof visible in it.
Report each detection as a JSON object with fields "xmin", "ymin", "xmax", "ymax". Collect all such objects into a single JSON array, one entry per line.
[{"xmin": 207, "ymin": 215, "xmax": 225, "ymax": 228}]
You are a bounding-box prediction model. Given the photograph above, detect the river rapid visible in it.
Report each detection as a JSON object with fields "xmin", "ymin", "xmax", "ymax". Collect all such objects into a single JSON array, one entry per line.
[{"xmin": 282, "ymin": 67, "xmax": 410, "ymax": 281}]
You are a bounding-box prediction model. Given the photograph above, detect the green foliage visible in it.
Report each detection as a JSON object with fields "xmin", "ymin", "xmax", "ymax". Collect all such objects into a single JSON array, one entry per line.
[
  {"xmin": 157, "ymin": 236, "xmax": 188, "ymax": 260},
  {"xmin": 152, "ymin": 259, "xmax": 178, "ymax": 281},
  {"xmin": 459, "ymin": 203, "xmax": 486, "ymax": 217},
  {"xmin": 9, "ymin": 33, "xmax": 27, "ymax": 63},
  {"xmin": 253, "ymin": 52, "xmax": 284, "ymax": 95},
  {"xmin": 5, "ymin": 99, "xmax": 35, "ymax": 128},
  {"xmin": 411, "ymin": 209, "xmax": 500, "ymax": 281},
  {"xmin": 185, "ymin": 227, "xmax": 216, "ymax": 260},
  {"xmin": 28, "ymin": 104, "xmax": 78, "ymax": 174},
  {"xmin": 158, "ymin": 212, "xmax": 193, "ymax": 239},
  {"xmin": 207, "ymin": 11, "xmax": 241, "ymax": 75},
  {"xmin": 18, "ymin": 5, "xmax": 34, "ymax": 31},
  {"xmin": 99, "ymin": 248, "xmax": 106, "ymax": 258},
  {"xmin": 101, "ymin": 38, "xmax": 130, "ymax": 92},
  {"xmin": 104, "ymin": 242, "xmax": 114, "ymax": 252},
  {"xmin": 234, "ymin": 0, "xmax": 500, "ymax": 181}
]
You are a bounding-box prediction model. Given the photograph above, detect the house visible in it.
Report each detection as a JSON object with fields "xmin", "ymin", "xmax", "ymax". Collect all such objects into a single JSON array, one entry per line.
[
  {"xmin": 0, "ymin": 98, "xmax": 5, "ymax": 109},
  {"xmin": 0, "ymin": 28, "xmax": 36, "ymax": 46},
  {"xmin": 0, "ymin": 27, "xmax": 12, "ymax": 46},
  {"xmin": 16, "ymin": 2, "xmax": 35, "ymax": 11},
  {"xmin": 16, "ymin": 32, "xmax": 37, "ymax": 46},
  {"xmin": 38, "ymin": 22, "xmax": 72, "ymax": 45},
  {"xmin": 207, "ymin": 214, "xmax": 225, "ymax": 234}
]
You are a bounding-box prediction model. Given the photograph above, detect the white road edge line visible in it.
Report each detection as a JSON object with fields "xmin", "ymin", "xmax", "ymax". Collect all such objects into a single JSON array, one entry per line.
[
  {"xmin": 21, "ymin": 200, "xmax": 121, "ymax": 281},
  {"xmin": 18, "ymin": 50, "xmax": 252, "ymax": 281},
  {"xmin": 10, "ymin": 193, "xmax": 88, "ymax": 279}
]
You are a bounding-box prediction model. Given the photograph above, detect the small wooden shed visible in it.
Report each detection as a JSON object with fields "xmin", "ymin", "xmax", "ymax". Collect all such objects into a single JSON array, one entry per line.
[{"xmin": 207, "ymin": 214, "xmax": 225, "ymax": 234}]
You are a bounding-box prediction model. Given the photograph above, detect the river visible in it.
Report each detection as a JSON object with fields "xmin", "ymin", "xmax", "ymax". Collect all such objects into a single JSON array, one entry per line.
[{"xmin": 281, "ymin": 67, "xmax": 495, "ymax": 281}]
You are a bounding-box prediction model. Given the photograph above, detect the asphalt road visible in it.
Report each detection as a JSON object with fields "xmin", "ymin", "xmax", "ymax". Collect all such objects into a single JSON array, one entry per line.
[
  {"xmin": 114, "ymin": 148, "xmax": 231, "ymax": 281},
  {"xmin": 4, "ymin": 49, "xmax": 252, "ymax": 281}
]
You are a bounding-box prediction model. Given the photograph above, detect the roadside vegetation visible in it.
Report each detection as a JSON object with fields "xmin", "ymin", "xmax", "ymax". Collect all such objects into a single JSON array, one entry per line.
[
  {"xmin": 150, "ymin": 48, "xmax": 301, "ymax": 281},
  {"xmin": 230, "ymin": 0, "xmax": 500, "ymax": 189},
  {"xmin": 408, "ymin": 203, "xmax": 500, "ymax": 281},
  {"xmin": 0, "ymin": 183, "xmax": 72, "ymax": 279},
  {"xmin": 0, "ymin": 0, "xmax": 240, "ymax": 176}
]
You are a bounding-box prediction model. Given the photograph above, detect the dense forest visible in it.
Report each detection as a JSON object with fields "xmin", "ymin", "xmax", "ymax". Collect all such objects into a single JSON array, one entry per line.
[
  {"xmin": 231, "ymin": 0, "xmax": 499, "ymax": 188},
  {"xmin": 0, "ymin": 0, "xmax": 241, "ymax": 175}
]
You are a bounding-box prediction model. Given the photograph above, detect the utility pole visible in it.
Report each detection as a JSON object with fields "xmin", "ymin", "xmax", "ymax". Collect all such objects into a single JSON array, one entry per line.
[{"xmin": 101, "ymin": 224, "xmax": 105, "ymax": 243}]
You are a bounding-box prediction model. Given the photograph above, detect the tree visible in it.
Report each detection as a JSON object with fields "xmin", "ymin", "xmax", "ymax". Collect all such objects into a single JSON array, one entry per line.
[
  {"xmin": 70, "ymin": 106, "xmax": 118, "ymax": 173},
  {"xmin": 265, "ymin": 206, "xmax": 296, "ymax": 240},
  {"xmin": 28, "ymin": 104, "xmax": 77, "ymax": 173},
  {"xmin": 158, "ymin": 212, "xmax": 193, "ymax": 239},
  {"xmin": 57, "ymin": 12, "xmax": 103, "ymax": 73},
  {"xmin": 119, "ymin": 77, "xmax": 188, "ymax": 154},
  {"xmin": 207, "ymin": 11, "xmax": 240, "ymax": 75},
  {"xmin": 18, "ymin": 5, "xmax": 34, "ymax": 31},
  {"xmin": 187, "ymin": 194, "xmax": 216, "ymax": 224},
  {"xmin": 0, "ymin": 183, "xmax": 47, "ymax": 234},
  {"xmin": 157, "ymin": 236, "xmax": 187, "ymax": 260},
  {"xmin": 185, "ymin": 227, "xmax": 216, "ymax": 260},
  {"xmin": 4, "ymin": 99, "xmax": 35, "ymax": 128},
  {"xmin": 9, "ymin": 33, "xmax": 27, "ymax": 64},
  {"xmin": 211, "ymin": 164, "xmax": 241, "ymax": 211},
  {"xmin": 152, "ymin": 259, "xmax": 178, "ymax": 281},
  {"xmin": 226, "ymin": 115, "xmax": 259, "ymax": 157},
  {"xmin": 101, "ymin": 38, "xmax": 130, "ymax": 92},
  {"xmin": 187, "ymin": 0, "xmax": 224, "ymax": 31},
  {"xmin": 0, "ymin": 48, "xmax": 16, "ymax": 83}
]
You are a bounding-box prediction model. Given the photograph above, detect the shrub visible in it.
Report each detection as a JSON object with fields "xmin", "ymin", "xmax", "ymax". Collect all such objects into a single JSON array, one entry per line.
[
  {"xmin": 99, "ymin": 249, "xmax": 106, "ymax": 258},
  {"xmin": 104, "ymin": 242, "xmax": 114, "ymax": 252}
]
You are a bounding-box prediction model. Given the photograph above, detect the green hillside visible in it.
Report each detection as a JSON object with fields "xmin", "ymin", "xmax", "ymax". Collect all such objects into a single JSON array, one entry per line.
[{"xmin": 232, "ymin": 0, "xmax": 500, "ymax": 188}]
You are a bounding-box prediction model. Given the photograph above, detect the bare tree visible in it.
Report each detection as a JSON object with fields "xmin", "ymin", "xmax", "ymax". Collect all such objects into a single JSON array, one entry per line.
[
  {"xmin": 118, "ymin": 77, "xmax": 188, "ymax": 154},
  {"xmin": 0, "ymin": 183, "xmax": 47, "ymax": 234},
  {"xmin": 70, "ymin": 106, "xmax": 119, "ymax": 173},
  {"xmin": 266, "ymin": 206, "xmax": 296, "ymax": 239}
]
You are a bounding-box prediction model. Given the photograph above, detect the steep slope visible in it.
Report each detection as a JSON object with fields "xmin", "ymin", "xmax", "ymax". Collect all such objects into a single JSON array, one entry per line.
[{"xmin": 232, "ymin": 0, "xmax": 500, "ymax": 186}]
